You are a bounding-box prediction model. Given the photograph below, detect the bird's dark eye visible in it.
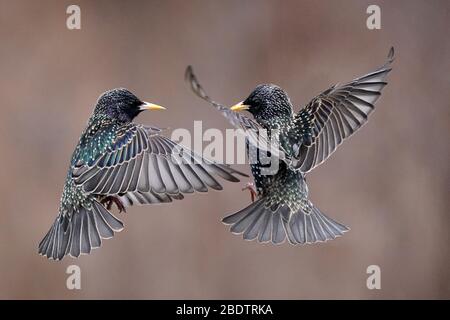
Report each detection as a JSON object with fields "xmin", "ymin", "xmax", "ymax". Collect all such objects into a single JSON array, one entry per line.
[{"xmin": 251, "ymin": 103, "xmax": 260, "ymax": 112}]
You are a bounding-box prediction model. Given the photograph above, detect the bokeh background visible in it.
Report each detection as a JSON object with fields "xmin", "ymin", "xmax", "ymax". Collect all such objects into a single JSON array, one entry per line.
[{"xmin": 0, "ymin": 0, "xmax": 449, "ymax": 299}]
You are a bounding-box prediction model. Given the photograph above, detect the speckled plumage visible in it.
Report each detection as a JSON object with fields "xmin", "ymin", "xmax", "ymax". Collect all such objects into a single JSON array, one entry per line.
[
  {"xmin": 39, "ymin": 88, "xmax": 246, "ymax": 260},
  {"xmin": 61, "ymin": 115, "xmax": 119, "ymax": 215},
  {"xmin": 187, "ymin": 47, "xmax": 394, "ymax": 244},
  {"xmin": 243, "ymin": 85, "xmax": 313, "ymax": 215}
]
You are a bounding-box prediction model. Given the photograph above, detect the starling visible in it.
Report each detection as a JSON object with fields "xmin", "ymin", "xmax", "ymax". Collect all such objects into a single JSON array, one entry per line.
[
  {"xmin": 39, "ymin": 88, "xmax": 246, "ymax": 260},
  {"xmin": 186, "ymin": 47, "xmax": 394, "ymax": 244}
]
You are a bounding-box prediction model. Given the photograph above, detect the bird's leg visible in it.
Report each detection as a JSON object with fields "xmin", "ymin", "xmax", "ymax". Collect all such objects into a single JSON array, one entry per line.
[
  {"xmin": 100, "ymin": 196, "xmax": 113, "ymax": 210},
  {"xmin": 242, "ymin": 182, "xmax": 257, "ymax": 203},
  {"xmin": 100, "ymin": 196, "xmax": 127, "ymax": 213},
  {"xmin": 111, "ymin": 197, "xmax": 126, "ymax": 213}
]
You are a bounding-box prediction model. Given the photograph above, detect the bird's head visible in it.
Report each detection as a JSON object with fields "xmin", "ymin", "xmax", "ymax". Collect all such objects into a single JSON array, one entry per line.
[
  {"xmin": 230, "ymin": 84, "xmax": 293, "ymax": 121},
  {"xmin": 94, "ymin": 88, "xmax": 165, "ymax": 123}
]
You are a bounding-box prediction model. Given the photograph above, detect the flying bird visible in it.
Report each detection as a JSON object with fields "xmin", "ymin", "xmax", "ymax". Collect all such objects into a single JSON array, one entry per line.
[
  {"xmin": 186, "ymin": 47, "xmax": 394, "ymax": 245},
  {"xmin": 39, "ymin": 88, "xmax": 246, "ymax": 260}
]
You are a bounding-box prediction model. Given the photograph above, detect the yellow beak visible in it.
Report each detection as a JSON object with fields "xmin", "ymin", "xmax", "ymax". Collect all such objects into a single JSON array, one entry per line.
[
  {"xmin": 230, "ymin": 101, "xmax": 250, "ymax": 112},
  {"xmin": 139, "ymin": 102, "xmax": 166, "ymax": 111}
]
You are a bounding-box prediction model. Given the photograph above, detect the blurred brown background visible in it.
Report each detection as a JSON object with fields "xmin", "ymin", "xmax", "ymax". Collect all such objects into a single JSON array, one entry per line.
[{"xmin": 0, "ymin": 0, "xmax": 449, "ymax": 299}]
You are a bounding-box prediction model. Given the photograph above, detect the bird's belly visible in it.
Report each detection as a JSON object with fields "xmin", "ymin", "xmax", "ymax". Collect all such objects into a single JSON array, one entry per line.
[{"xmin": 252, "ymin": 161, "xmax": 309, "ymax": 212}]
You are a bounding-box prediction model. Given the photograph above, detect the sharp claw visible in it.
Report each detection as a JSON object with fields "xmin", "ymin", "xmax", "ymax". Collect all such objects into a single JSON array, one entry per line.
[
  {"xmin": 100, "ymin": 196, "xmax": 126, "ymax": 213},
  {"xmin": 112, "ymin": 197, "xmax": 126, "ymax": 213},
  {"xmin": 118, "ymin": 203, "xmax": 126, "ymax": 214}
]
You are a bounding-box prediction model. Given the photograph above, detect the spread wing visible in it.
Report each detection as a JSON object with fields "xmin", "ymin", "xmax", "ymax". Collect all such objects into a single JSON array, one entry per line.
[
  {"xmin": 291, "ymin": 47, "xmax": 394, "ymax": 172},
  {"xmin": 71, "ymin": 124, "xmax": 246, "ymax": 204},
  {"xmin": 185, "ymin": 66, "xmax": 286, "ymax": 161}
]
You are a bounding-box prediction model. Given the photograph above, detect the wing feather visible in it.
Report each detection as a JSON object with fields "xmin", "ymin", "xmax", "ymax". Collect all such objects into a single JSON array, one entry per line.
[
  {"xmin": 185, "ymin": 66, "xmax": 286, "ymax": 161},
  {"xmin": 291, "ymin": 47, "xmax": 394, "ymax": 171},
  {"xmin": 72, "ymin": 125, "xmax": 246, "ymax": 204}
]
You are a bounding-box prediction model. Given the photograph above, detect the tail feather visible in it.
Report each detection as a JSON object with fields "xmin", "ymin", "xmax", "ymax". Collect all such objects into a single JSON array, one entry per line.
[
  {"xmin": 38, "ymin": 200, "xmax": 124, "ymax": 260},
  {"xmin": 257, "ymin": 210, "xmax": 272, "ymax": 242},
  {"xmin": 271, "ymin": 211, "xmax": 287, "ymax": 244},
  {"xmin": 70, "ymin": 213, "xmax": 82, "ymax": 257},
  {"xmin": 222, "ymin": 198, "xmax": 349, "ymax": 245},
  {"xmin": 80, "ymin": 212, "xmax": 91, "ymax": 254},
  {"xmin": 87, "ymin": 211, "xmax": 101, "ymax": 247},
  {"xmin": 226, "ymin": 201, "xmax": 264, "ymax": 233},
  {"xmin": 223, "ymin": 199, "xmax": 287, "ymax": 244}
]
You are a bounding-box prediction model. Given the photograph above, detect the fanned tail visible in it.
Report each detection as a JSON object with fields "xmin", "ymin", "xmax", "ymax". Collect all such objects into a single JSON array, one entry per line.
[
  {"xmin": 222, "ymin": 198, "xmax": 349, "ymax": 245},
  {"xmin": 283, "ymin": 206, "xmax": 349, "ymax": 244},
  {"xmin": 38, "ymin": 200, "xmax": 123, "ymax": 260}
]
